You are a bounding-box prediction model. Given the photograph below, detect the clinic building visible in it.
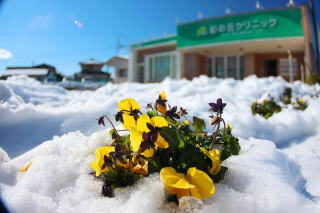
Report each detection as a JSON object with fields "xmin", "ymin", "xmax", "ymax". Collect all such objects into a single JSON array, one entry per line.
[{"xmin": 129, "ymin": 6, "xmax": 316, "ymax": 83}]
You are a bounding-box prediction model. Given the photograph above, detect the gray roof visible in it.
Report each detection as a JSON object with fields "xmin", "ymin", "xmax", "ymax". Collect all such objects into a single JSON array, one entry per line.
[{"xmin": 1, "ymin": 68, "xmax": 49, "ymax": 76}]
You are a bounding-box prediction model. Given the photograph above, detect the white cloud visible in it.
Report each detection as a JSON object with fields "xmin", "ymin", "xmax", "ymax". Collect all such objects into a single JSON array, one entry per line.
[{"xmin": 0, "ymin": 48, "xmax": 13, "ymax": 59}]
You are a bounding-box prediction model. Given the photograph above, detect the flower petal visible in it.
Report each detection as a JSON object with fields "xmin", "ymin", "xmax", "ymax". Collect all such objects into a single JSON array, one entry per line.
[
  {"xmin": 122, "ymin": 114, "xmax": 136, "ymax": 129},
  {"xmin": 118, "ymin": 98, "xmax": 140, "ymax": 112},
  {"xmin": 160, "ymin": 167, "xmax": 194, "ymax": 189},
  {"xmin": 129, "ymin": 127, "xmax": 143, "ymax": 152},
  {"xmin": 142, "ymin": 148, "xmax": 155, "ymax": 158},
  {"xmin": 200, "ymin": 148, "xmax": 221, "ymax": 175},
  {"xmin": 164, "ymin": 184, "xmax": 190, "ymax": 199},
  {"xmin": 137, "ymin": 114, "xmax": 151, "ymax": 132},
  {"xmin": 186, "ymin": 167, "xmax": 215, "ymax": 200},
  {"xmin": 132, "ymin": 161, "xmax": 148, "ymax": 175},
  {"xmin": 160, "ymin": 91, "xmax": 166, "ymax": 100},
  {"xmin": 128, "ymin": 98, "xmax": 140, "ymax": 110},
  {"xmin": 157, "ymin": 104, "xmax": 167, "ymax": 115},
  {"xmin": 150, "ymin": 116, "xmax": 168, "ymax": 128},
  {"xmin": 118, "ymin": 99, "xmax": 131, "ymax": 111},
  {"xmin": 20, "ymin": 162, "xmax": 32, "ymax": 173},
  {"xmin": 91, "ymin": 146, "xmax": 115, "ymax": 176},
  {"xmin": 155, "ymin": 134, "xmax": 169, "ymax": 149}
]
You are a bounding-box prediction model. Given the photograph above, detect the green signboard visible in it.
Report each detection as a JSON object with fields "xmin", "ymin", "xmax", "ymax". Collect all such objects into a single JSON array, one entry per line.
[{"xmin": 177, "ymin": 8, "xmax": 304, "ymax": 48}]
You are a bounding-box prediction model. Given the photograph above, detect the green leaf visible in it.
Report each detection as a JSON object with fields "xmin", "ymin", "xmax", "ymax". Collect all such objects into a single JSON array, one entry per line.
[
  {"xmin": 220, "ymin": 133, "xmax": 241, "ymax": 161},
  {"xmin": 109, "ymin": 129, "xmax": 116, "ymax": 136},
  {"xmin": 212, "ymin": 166, "xmax": 228, "ymax": 183},
  {"xmin": 193, "ymin": 116, "xmax": 206, "ymax": 132},
  {"xmin": 176, "ymin": 144, "xmax": 209, "ymax": 174},
  {"xmin": 251, "ymin": 99, "xmax": 281, "ymax": 119},
  {"xmin": 103, "ymin": 168, "xmax": 140, "ymax": 188},
  {"xmin": 147, "ymin": 110, "xmax": 158, "ymax": 118},
  {"xmin": 159, "ymin": 127, "xmax": 185, "ymax": 149}
]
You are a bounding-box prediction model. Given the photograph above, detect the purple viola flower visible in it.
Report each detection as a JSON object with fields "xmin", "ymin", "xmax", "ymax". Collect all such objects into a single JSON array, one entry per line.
[
  {"xmin": 102, "ymin": 183, "xmax": 114, "ymax": 197},
  {"xmin": 209, "ymin": 98, "xmax": 227, "ymax": 114},
  {"xmin": 165, "ymin": 106, "xmax": 180, "ymax": 120},
  {"xmin": 97, "ymin": 116, "xmax": 105, "ymax": 126},
  {"xmin": 109, "ymin": 143, "xmax": 131, "ymax": 165},
  {"xmin": 140, "ymin": 124, "xmax": 158, "ymax": 152},
  {"xmin": 178, "ymin": 107, "xmax": 188, "ymax": 116}
]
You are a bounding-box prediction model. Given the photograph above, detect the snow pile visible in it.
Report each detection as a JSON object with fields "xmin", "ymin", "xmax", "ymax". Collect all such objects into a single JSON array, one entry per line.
[
  {"xmin": 1, "ymin": 75, "xmax": 320, "ymax": 212},
  {"xmin": 1, "ymin": 75, "xmax": 319, "ymax": 158},
  {"xmin": 0, "ymin": 132, "xmax": 319, "ymax": 212},
  {"xmin": 0, "ymin": 131, "xmax": 165, "ymax": 213}
]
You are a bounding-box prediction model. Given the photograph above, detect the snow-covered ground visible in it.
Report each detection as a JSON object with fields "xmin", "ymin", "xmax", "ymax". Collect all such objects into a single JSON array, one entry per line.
[{"xmin": 1, "ymin": 75, "xmax": 320, "ymax": 212}]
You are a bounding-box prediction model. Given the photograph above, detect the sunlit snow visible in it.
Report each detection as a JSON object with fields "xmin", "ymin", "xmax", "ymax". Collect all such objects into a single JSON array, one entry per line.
[{"xmin": 1, "ymin": 75, "xmax": 320, "ymax": 212}]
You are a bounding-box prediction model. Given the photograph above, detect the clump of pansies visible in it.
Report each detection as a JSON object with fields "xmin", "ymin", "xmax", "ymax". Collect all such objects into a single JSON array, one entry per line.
[
  {"xmin": 252, "ymin": 87, "xmax": 308, "ymax": 119},
  {"xmin": 91, "ymin": 92, "xmax": 240, "ymax": 204}
]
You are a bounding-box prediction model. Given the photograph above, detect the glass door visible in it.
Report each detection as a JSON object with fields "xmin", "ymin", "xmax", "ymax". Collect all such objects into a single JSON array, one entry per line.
[
  {"xmin": 211, "ymin": 55, "xmax": 245, "ymax": 79},
  {"xmin": 215, "ymin": 57, "xmax": 224, "ymax": 78},
  {"xmin": 227, "ymin": 56, "xmax": 237, "ymax": 79}
]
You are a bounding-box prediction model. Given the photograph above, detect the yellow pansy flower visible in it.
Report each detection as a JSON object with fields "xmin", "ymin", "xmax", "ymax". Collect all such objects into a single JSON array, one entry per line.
[
  {"xmin": 116, "ymin": 98, "xmax": 141, "ymax": 129},
  {"xmin": 226, "ymin": 124, "xmax": 233, "ymax": 130},
  {"xmin": 129, "ymin": 114, "xmax": 169, "ymax": 155},
  {"xmin": 297, "ymin": 98, "xmax": 305, "ymax": 105},
  {"xmin": 118, "ymin": 98, "xmax": 140, "ymax": 112},
  {"xmin": 160, "ymin": 167, "xmax": 215, "ymax": 200},
  {"xmin": 91, "ymin": 146, "xmax": 115, "ymax": 176},
  {"xmin": 200, "ymin": 148, "xmax": 221, "ymax": 175},
  {"xmin": 156, "ymin": 91, "xmax": 168, "ymax": 115},
  {"xmin": 130, "ymin": 157, "xmax": 148, "ymax": 176},
  {"xmin": 183, "ymin": 120, "xmax": 190, "ymax": 125}
]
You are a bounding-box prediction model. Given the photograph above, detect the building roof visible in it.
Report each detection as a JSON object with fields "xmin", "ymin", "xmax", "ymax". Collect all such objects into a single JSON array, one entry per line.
[
  {"xmin": 131, "ymin": 35, "xmax": 177, "ymax": 49},
  {"xmin": 79, "ymin": 58, "xmax": 104, "ymax": 65},
  {"xmin": 105, "ymin": 55, "xmax": 129, "ymax": 66},
  {"xmin": 2, "ymin": 68, "xmax": 49, "ymax": 76}
]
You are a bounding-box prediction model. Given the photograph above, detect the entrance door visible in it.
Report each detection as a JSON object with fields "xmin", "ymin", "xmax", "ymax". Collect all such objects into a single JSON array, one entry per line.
[
  {"xmin": 227, "ymin": 56, "xmax": 237, "ymax": 78},
  {"xmin": 215, "ymin": 57, "xmax": 224, "ymax": 78},
  {"xmin": 265, "ymin": 60, "xmax": 277, "ymax": 76}
]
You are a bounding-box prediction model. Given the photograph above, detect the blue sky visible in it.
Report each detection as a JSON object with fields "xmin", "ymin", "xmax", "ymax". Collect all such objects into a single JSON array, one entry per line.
[{"xmin": 0, "ymin": 0, "xmax": 318, "ymax": 75}]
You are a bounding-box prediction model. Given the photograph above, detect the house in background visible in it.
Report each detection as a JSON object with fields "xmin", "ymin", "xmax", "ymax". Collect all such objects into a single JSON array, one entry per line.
[
  {"xmin": 105, "ymin": 56, "xmax": 128, "ymax": 83},
  {"xmin": 0, "ymin": 63, "xmax": 58, "ymax": 82},
  {"xmin": 74, "ymin": 58, "xmax": 111, "ymax": 82},
  {"xmin": 129, "ymin": 6, "xmax": 317, "ymax": 83}
]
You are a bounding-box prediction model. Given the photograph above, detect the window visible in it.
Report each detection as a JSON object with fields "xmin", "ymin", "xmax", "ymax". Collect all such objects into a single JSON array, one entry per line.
[
  {"xmin": 118, "ymin": 68, "xmax": 127, "ymax": 77},
  {"xmin": 279, "ymin": 58, "xmax": 297, "ymax": 80},
  {"xmin": 211, "ymin": 55, "xmax": 244, "ymax": 79},
  {"xmin": 146, "ymin": 52, "xmax": 177, "ymax": 82}
]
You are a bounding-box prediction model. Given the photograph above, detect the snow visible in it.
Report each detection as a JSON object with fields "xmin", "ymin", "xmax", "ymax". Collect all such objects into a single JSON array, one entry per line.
[
  {"xmin": 1, "ymin": 75, "xmax": 320, "ymax": 212},
  {"xmin": 2, "ymin": 68, "xmax": 49, "ymax": 76}
]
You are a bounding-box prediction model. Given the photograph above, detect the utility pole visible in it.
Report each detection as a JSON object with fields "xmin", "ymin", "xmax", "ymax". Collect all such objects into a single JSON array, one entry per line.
[{"xmin": 116, "ymin": 35, "xmax": 123, "ymax": 55}]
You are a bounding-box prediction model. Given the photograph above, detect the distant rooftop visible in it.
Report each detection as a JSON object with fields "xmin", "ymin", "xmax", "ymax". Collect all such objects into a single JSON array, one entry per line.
[
  {"xmin": 131, "ymin": 35, "xmax": 176, "ymax": 49},
  {"xmin": 80, "ymin": 58, "xmax": 104, "ymax": 65},
  {"xmin": 2, "ymin": 68, "xmax": 49, "ymax": 76}
]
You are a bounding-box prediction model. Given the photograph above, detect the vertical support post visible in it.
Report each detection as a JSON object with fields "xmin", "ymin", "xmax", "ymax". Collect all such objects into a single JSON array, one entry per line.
[
  {"xmin": 300, "ymin": 63, "xmax": 305, "ymax": 82},
  {"xmin": 224, "ymin": 56, "xmax": 227, "ymax": 78},
  {"xmin": 236, "ymin": 55, "xmax": 240, "ymax": 80},
  {"xmin": 288, "ymin": 50, "xmax": 294, "ymax": 82},
  {"xmin": 128, "ymin": 50, "xmax": 137, "ymax": 82}
]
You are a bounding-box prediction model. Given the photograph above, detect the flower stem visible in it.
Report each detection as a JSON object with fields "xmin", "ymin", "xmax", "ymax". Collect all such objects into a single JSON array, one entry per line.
[
  {"xmin": 103, "ymin": 115, "xmax": 118, "ymax": 134},
  {"xmin": 210, "ymin": 113, "xmax": 221, "ymax": 149}
]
